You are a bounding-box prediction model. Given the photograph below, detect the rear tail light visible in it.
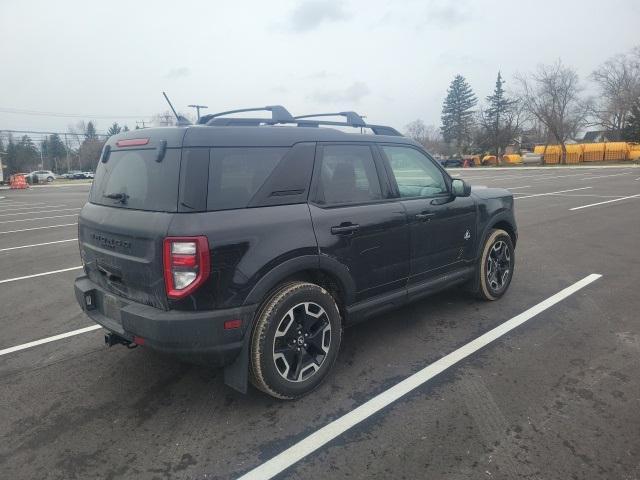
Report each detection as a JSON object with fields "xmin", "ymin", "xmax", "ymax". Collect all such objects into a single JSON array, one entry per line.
[{"xmin": 163, "ymin": 236, "xmax": 210, "ymax": 299}]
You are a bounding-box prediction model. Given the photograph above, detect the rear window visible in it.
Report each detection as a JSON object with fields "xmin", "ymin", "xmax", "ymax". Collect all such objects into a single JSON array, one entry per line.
[
  {"xmin": 207, "ymin": 147, "xmax": 287, "ymax": 211},
  {"xmin": 90, "ymin": 148, "xmax": 181, "ymax": 212}
]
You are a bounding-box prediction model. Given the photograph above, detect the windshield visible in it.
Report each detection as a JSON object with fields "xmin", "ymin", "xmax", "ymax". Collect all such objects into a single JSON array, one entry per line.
[{"xmin": 89, "ymin": 148, "xmax": 180, "ymax": 212}]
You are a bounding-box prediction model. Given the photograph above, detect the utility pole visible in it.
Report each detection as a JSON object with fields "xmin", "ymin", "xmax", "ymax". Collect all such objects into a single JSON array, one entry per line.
[
  {"xmin": 188, "ymin": 104, "xmax": 208, "ymax": 122},
  {"xmin": 63, "ymin": 133, "xmax": 72, "ymax": 172}
]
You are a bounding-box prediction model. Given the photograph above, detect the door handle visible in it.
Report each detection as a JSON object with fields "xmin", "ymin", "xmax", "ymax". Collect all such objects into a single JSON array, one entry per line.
[
  {"xmin": 331, "ymin": 223, "xmax": 360, "ymax": 235},
  {"xmin": 415, "ymin": 212, "xmax": 436, "ymax": 221}
]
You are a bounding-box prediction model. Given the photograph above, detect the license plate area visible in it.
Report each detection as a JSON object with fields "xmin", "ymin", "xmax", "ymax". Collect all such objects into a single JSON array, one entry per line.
[{"xmin": 102, "ymin": 292, "xmax": 123, "ymax": 324}]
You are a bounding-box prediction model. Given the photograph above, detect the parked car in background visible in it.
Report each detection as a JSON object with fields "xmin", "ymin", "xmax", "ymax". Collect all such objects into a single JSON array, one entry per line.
[
  {"xmin": 439, "ymin": 157, "xmax": 464, "ymax": 168},
  {"xmin": 522, "ymin": 151, "xmax": 543, "ymax": 165},
  {"xmin": 29, "ymin": 170, "xmax": 56, "ymax": 183},
  {"xmin": 62, "ymin": 171, "xmax": 81, "ymax": 179},
  {"xmin": 82, "ymin": 171, "xmax": 95, "ymax": 179}
]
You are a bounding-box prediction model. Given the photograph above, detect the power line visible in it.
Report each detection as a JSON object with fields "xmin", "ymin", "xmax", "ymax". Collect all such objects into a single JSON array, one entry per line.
[
  {"xmin": 0, "ymin": 129, "xmax": 109, "ymax": 137},
  {"xmin": 0, "ymin": 107, "xmax": 152, "ymax": 120}
]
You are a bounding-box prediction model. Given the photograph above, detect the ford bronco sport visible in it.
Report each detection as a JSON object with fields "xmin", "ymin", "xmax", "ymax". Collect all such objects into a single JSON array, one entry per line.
[{"xmin": 74, "ymin": 106, "xmax": 516, "ymax": 399}]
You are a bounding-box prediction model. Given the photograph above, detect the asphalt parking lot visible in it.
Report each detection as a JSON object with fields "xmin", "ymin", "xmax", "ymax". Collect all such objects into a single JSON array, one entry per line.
[{"xmin": 1, "ymin": 166, "xmax": 640, "ymax": 480}]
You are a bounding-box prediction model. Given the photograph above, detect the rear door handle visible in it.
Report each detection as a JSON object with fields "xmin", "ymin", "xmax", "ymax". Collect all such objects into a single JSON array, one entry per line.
[
  {"xmin": 331, "ymin": 223, "xmax": 360, "ymax": 235},
  {"xmin": 415, "ymin": 212, "xmax": 436, "ymax": 221}
]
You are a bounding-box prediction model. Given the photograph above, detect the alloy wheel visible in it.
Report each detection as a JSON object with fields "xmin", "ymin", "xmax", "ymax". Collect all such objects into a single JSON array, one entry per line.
[
  {"xmin": 486, "ymin": 240, "xmax": 511, "ymax": 292},
  {"xmin": 272, "ymin": 302, "xmax": 332, "ymax": 382}
]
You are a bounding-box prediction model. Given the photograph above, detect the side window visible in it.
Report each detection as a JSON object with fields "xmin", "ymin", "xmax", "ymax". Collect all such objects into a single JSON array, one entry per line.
[
  {"xmin": 316, "ymin": 145, "xmax": 382, "ymax": 206},
  {"xmin": 207, "ymin": 147, "xmax": 286, "ymax": 211},
  {"xmin": 382, "ymin": 146, "xmax": 448, "ymax": 198}
]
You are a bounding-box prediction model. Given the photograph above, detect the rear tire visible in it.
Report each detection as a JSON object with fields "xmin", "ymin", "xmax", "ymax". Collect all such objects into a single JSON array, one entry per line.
[
  {"xmin": 473, "ymin": 229, "xmax": 515, "ymax": 301},
  {"xmin": 249, "ymin": 281, "xmax": 342, "ymax": 400}
]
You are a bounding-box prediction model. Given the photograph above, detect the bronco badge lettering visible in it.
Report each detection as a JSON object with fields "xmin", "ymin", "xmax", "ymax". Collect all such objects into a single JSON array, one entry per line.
[{"xmin": 91, "ymin": 233, "xmax": 131, "ymax": 250}]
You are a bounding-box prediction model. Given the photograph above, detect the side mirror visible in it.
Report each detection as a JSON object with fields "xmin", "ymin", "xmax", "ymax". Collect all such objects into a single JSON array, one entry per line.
[{"xmin": 451, "ymin": 178, "xmax": 471, "ymax": 197}]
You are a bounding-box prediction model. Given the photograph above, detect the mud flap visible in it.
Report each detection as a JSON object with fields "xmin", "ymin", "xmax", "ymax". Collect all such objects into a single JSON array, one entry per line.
[{"xmin": 223, "ymin": 334, "xmax": 250, "ymax": 394}]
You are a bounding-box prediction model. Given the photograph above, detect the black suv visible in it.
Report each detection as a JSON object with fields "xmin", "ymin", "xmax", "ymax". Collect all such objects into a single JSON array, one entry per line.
[{"xmin": 74, "ymin": 107, "xmax": 516, "ymax": 399}]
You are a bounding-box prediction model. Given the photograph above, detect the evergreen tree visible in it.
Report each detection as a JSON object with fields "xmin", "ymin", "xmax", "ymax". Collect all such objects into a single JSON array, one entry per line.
[
  {"xmin": 107, "ymin": 122, "xmax": 122, "ymax": 136},
  {"xmin": 6, "ymin": 136, "xmax": 18, "ymax": 174},
  {"xmin": 441, "ymin": 75, "xmax": 477, "ymax": 155},
  {"xmin": 85, "ymin": 121, "xmax": 98, "ymax": 140},
  {"xmin": 482, "ymin": 72, "xmax": 519, "ymax": 156},
  {"xmin": 624, "ymin": 99, "xmax": 640, "ymax": 141},
  {"xmin": 123, "ymin": 125, "xmax": 130, "ymax": 132},
  {"xmin": 11, "ymin": 135, "xmax": 39, "ymax": 172},
  {"xmin": 45, "ymin": 134, "xmax": 67, "ymax": 172}
]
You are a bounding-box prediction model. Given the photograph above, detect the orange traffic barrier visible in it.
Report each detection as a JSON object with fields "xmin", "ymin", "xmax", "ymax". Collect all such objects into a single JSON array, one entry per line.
[
  {"xmin": 9, "ymin": 174, "xmax": 29, "ymax": 189},
  {"xmin": 604, "ymin": 142, "xmax": 629, "ymax": 161},
  {"xmin": 583, "ymin": 143, "xmax": 605, "ymax": 162},
  {"xmin": 502, "ymin": 154, "xmax": 522, "ymax": 165},
  {"xmin": 565, "ymin": 144, "xmax": 583, "ymax": 164}
]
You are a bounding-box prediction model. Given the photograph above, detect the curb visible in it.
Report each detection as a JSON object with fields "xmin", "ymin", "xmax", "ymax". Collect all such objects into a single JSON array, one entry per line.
[{"xmin": 448, "ymin": 164, "xmax": 639, "ymax": 171}]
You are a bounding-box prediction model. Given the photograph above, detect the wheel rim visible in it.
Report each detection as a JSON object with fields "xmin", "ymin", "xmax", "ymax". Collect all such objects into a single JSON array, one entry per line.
[
  {"xmin": 272, "ymin": 302, "xmax": 331, "ymax": 383},
  {"xmin": 486, "ymin": 240, "xmax": 511, "ymax": 292}
]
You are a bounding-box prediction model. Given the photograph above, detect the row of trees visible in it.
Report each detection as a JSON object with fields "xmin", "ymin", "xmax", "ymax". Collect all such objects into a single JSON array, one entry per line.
[
  {"xmin": 0, "ymin": 121, "xmax": 133, "ymax": 175},
  {"xmin": 407, "ymin": 46, "xmax": 640, "ymax": 164},
  {"xmin": 1, "ymin": 109, "xmax": 191, "ymax": 175}
]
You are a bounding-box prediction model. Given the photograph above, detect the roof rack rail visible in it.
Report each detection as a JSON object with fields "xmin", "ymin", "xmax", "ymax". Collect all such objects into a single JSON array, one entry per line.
[
  {"xmin": 293, "ymin": 111, "xmax": 367, "ymax": 128},
  {"xmin": 367, "ymin": 125, "xmax": 402, "ymax": 136},
  {"xmin": 195, "ymin": 105, "xmax": 403, "ymax": 136},
  {"xmin": 199, "ymin": 105, "xmax": 294, "ymax": 125}
]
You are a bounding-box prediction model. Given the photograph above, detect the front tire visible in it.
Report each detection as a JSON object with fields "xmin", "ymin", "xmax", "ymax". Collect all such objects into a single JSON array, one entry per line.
[
  {"xmin": 474, "ymin": 229, "xmax": 515, "ymax": 301},
  {"xmin": 250, "ymin": 282, "xmax": 342, "ymax": 399}
]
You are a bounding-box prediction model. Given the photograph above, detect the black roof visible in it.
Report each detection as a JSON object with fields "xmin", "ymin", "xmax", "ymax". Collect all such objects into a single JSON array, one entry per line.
[
  {"xmin": 106, "ymin": 125, "xmax": 418, "ymax": 150},
  {"xmin": 182, "ymin": 125, "xmax": 415, "ymax": 148},
  {"xmin": 105, "ymin": 105, "xmax": 413, "ymax": 150}
]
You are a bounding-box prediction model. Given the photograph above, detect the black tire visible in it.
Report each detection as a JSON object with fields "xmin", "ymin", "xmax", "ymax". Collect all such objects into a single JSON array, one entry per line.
[
  {"xmin": 473, "ymin": 229, "xmax": 515, "ymax": 301},
  {"xmin": 249, "ymin": 281, "xmax": 342, "ymax": 400},
  {"xmin": 46, "ymin": 176, "xmax": 54, "ymax": 182}
]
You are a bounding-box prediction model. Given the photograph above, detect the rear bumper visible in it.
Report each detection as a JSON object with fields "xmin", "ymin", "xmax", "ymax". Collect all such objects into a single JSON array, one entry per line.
[{"xmin": 74, "ymin": 275, "xmax": 256, "ymax": 366}]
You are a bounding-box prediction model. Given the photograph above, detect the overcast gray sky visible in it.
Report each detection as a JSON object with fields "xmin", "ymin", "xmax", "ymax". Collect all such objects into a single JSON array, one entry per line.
[{"xmin": 2, "ymin": 0, "xmax": 639, "ymax": 134}]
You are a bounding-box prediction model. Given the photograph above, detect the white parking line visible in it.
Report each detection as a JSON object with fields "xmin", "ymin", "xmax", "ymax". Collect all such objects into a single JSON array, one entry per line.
[
  {"xmin": 0, "ymin": 223, "xmax": 78, "ymax": 235},
  {"xmin": 549, "ymin": 194, "xmax": 625, "ymax": 198},
  {"xmin": 579, "ymin": 172, "xmax": 631, "ymax": 181},
  {"xmin": 238, "ymin": 274, "xmax": 602, "ymax": 480},
  {"xmin": 514, "ymin": 187, "xmax": 592, "ymax": 199},
  {"xmin": 505, "ymin": 186, "xmax": 532, "ymax": 190},
  {"xmin": 0, "ymin": 238, "xmax": 78, "ymax": 252},
  {"xmin": 0, "ymin": 266, "xmax": 83, "ymax": 284},
  {"xmin": 0, "ymin": 208, "xmax": 81, "ymax": 218},
  {"xmin": 569, "ymin": 194, "xmax": 640, "ymax": 211},
  {"xmin": 0, "ymin": 325, "xmax": 102, "ymax": 357},
  {"xmin": 0, "ymin": 201, "xmax": 51, "ymax": 207},
  {"xmin": 0, "ymin": 204, "xmax": 68, "ymax": 212},
  {"xmin": 0, "ymin": 214, "xmax": 78, "ymax": 224},
  {"xmin": 28, "ymin": 182, "xmax": 92, "ymax": 188}
]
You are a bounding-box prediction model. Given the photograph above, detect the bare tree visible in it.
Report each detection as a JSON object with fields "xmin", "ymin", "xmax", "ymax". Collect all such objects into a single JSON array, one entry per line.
[
  {"xmin": 405, "ymin": 119, "xmax": 428, "ymax": 143},
  {"xmin": 151, "ymin": 110, "xmax": 194, "ymax": 127},
  {"xmin": 589, "ymin": 48, "xmax": 640, "ymax": 135},
  {"xmin": 516, "ymin": 61, "xmax": 588, "ymax": 164},
  {"xmin": 404, "ymin": 119, "xmax": 446, "ymax": 154}
]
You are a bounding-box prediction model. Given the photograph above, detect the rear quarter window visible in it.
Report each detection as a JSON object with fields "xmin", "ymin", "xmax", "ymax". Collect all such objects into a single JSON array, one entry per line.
[
  {"xmin": 90, "ymin": 148, "xmax": 181, "ymax": 212},
  {"xmin": 207, "ymin": 147, "xmax": 287, "ymax": 211}
]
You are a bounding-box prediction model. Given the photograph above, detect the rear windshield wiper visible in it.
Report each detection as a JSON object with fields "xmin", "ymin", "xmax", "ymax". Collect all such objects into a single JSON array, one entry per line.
[{"xmin": 103, "ymin": 192, "xmax": 129, "ymax": 204}]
